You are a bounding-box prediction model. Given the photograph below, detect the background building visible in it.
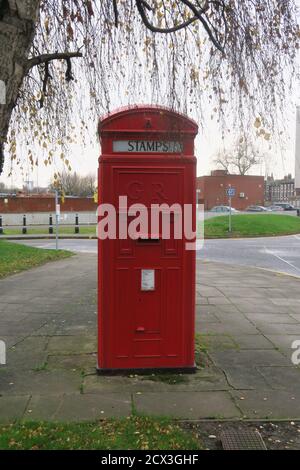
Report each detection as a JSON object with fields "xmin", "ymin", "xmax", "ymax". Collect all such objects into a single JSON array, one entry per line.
[
  {"xmin": 197, "ymin": 170, "xmax": 264, "ymax": 210},
  {"xmin": 265, "ymin": 174, "xmax": 295, "ymax": 204}
]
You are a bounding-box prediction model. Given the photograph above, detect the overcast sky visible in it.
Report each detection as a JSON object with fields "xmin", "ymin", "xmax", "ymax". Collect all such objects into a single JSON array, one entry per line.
[
  {"xmin": 4, "ymin": 100, "xmax": 296, "ymax": 190},
  {"xmin": 1, "ymin": 4, "xmax": 300, "ymax": 190}
]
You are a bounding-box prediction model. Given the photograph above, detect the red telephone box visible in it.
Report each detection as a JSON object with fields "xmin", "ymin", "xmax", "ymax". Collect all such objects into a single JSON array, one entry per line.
[{"xmin": 98, "ymin": 105, "xmax": 198, "ymax": 372}]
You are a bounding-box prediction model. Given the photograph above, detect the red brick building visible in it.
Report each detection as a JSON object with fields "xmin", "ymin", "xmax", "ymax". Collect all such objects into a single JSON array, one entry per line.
[
  {"xmin": 0, "ymin": 195, "xmax": 97, "ymax": 214},
  {"xmin": 197, "ymin": 170, "xmax": 265, "ymax": 210}
]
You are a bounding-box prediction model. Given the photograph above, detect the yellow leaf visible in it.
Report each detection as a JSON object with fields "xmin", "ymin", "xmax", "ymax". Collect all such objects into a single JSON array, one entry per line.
[{"xmin": 254, "ymin": 117, "xmax": 261, "ymax": 128}]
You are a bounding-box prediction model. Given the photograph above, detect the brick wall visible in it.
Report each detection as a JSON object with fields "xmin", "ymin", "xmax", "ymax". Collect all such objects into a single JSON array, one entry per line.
[
  {"xmin": 0, "ymin": 196, "xmax": 97, "ymax": 214},
  {"xmin": 197, "ymin": 174, "xmax": 265, "ymax": 210}
]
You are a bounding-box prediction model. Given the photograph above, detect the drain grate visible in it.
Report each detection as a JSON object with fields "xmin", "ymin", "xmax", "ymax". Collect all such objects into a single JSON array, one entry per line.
[{"xmin": 220, "ymin": 429, "xmax": 267, "ymax": 450}]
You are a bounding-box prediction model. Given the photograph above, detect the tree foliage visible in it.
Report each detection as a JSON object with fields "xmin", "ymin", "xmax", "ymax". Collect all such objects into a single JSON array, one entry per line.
[
  {"xmin": 49, "ymin": 171, "xmax": 96, "ymax": 197},
  {"xmin": 214, "ymin": 137, "xmax": 265, "ymax": 175},
  {"xmin": 1, "ymin": 0, "xmax": 299, "ymax": 176}
]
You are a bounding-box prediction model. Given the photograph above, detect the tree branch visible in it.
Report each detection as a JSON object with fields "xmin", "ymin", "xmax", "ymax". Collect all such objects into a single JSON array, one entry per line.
[
  {"xmin": 112, "ymin": 0, "xmax": 118, "ymax": 27},
  {"xmin": 0, "ymin": 142, "xmax": 4, "ymax": 174},
  {"xmin": 135, "ymin": 0, "xmax": 200, "ymax": 34},
  {"xmin": 39, "ymin": 60, "xmax": 52, "ymax": 108},
  {"xmin": 180, "ymin": 0, "xmax": 224, "ymax": 52},
  {"xmin": 135, "ymin": 0, "xmax": 224, "ymax": 52},
  {"xmin": 26, "ymin": 51, "xmax": 83, "ymax": 72}
]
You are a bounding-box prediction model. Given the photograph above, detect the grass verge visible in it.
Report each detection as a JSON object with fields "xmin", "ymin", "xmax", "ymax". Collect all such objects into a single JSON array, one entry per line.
[
  {"xmin": 0, "ymin": 417, "xmax": 201, "ymax": 450},
  {"xmin": 0, "ymin": 240, "xmax": 72, "ymax": 278},
  {"xmin": 204, "ymin": 214, "xmax": 300, "ymax": 238}
]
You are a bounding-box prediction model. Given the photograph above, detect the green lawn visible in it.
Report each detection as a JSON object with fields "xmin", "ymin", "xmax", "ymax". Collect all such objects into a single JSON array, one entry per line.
[
  {"xmin": 204, "ymin": 214, "xmax": 300, "ymax": 239},
  {"xmin": 0, "ymin": 417, "xmax": 201, "ymax": 450},
  {"xmin": 3, "ymin": 215, "xmax": 300, "ymax": 240},
  {"xmin": 0, "ymin": 240, "xmax": 72, "ymax": 278}
]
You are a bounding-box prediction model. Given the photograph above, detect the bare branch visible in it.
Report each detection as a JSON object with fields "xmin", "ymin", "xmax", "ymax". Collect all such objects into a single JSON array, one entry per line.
[
  {"xmin": 179, "ymin": 0, "xmax": 225, "ymax": 52},
  {"xmin": 112, "ymin": 0, "xmax": 118, "ymax": 27},
  {"xmin": 135, "ymin": 0, "xmax": 225, "ymax": 52},
  {"xmin": 135, "ymin": 0, "xmax": 199, "ymax": 34},
  {"xmin": 65, "ymin": 57, "xmax": 74, "ymax": 82},
  {"xmin": 39, "ymin": 60, "xmax": 52, "ymax": 109},
  {"xmin": 26, "ymin": 51, "xmax": 83, "ymax": 72}
]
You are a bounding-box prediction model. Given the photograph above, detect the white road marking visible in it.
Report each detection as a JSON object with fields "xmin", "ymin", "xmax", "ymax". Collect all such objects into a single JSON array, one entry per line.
[
  {"xmin": 264, "ymin": 247, "xmax": 300, "ymax": 274},
  {"xmin": 37, "ymin": 242, "xmax": 54, "ymax": 248}
]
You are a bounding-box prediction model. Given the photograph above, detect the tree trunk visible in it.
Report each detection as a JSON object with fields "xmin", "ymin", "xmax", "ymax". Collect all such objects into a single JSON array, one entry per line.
[{"xmin": 0, "ymin": 0, "xmax": 40, "ymax": 174}]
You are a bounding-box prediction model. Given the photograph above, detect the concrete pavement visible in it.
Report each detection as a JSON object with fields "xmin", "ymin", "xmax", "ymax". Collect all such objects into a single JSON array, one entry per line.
[{"xmin": 0, "ymin": 254, "xmax": 300, "ymax": 422}]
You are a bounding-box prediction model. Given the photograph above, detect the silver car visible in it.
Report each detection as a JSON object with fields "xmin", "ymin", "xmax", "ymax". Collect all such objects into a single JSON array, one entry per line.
[
  {"xmin": 268, "ymin": 205, "xmax": 284, "ymax": 212},
  {"xmin": 246, "ymin": 205, "xmax": 271, "ymax": 212},
  {"xmin": 210, "ymin": 205, "xmax": 239, "ymax": 213}
]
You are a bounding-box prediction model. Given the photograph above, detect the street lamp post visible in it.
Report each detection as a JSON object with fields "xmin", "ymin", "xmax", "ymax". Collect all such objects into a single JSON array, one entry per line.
[{"xmin": 55, "ymin": 190, "xmax": 59, "ymax": 250}]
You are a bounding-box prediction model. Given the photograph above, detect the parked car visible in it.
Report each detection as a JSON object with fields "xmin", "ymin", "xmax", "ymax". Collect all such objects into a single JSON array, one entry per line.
[
  {"xmin": 210, "ymin": 205, "xmax": 239, "ymax": 213},
  {"xmin": 272, "ymin": 203, "xmax": 296, "ymax": 211},
  {"xmin": 246, "ymin": 205, "xmax": 271, "ymax": 212},
  {"xmin": 268, "ymin": 205, "xmax": 285, "ymax": 212}
]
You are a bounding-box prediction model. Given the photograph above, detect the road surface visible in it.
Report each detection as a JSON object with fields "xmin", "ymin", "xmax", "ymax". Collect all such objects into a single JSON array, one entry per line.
[{"xmin": 13, "ymin": 235, "xmax": 300, "ymax": 277}]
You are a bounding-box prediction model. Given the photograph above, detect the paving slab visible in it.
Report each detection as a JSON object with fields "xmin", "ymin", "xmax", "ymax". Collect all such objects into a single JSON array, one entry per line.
[
  {"xmin": 0, "ymin": 396, "xmax": 31, "ymax": 424},
  {"xmin": 196, "ymin": 334, "xmax": 238, "ymax": 351},
  {"xmin": 0, "ymin": 254, "xmax": 300, "ymax": 421},
  {"xmin": 196, "ymin": 286, "xmax": 224, "ymax": 297},
  {"xmin": 0, "ymin": 336, "xmax": 23, "ymax": 348},
  {"xmin": 133, "ymin": 391, "xmax": 241, "ymax": 419},
  {"xmin": 200, "ymin": 322, "xmax": 259, "ymax": 335},
  {"xmin": 23, "ymin": 393, "xmax": 132, "ymax": 421},
  {"xmin": 83, "ymin": 368, "xmax": 229, "ymax": 394},
  {"xmin": 214, "ymin": 305, "xmax": 242, "ymax": 314},
  {"xmin": 231, "ymin": 390, "xmax": 300, "ymax": 420},
  {"xmin": 257, "ymin": 366, "xmax": 300, "ymax": 392},
  {"xmin": 290, "ymin": 314, "xmax": 300, "ymax": 322},
  {"xmin": 210, "ymin": 349, "xmax": 291, "ymax": 368},
  {"xmin": 47, "ymin": 353, "xmax": 97, "ymax": 372},
  {"xmin": 256, "ymin": 323, "xmax": 300, "ymax": 335},
  {"xmin": 217, "ymin": 287, "xmax": 267, "ymax": 298},
  {"xmin": 243, "ymin": 313, "xmax": 298, "ymax": 324},
  {"xmin": 221, "ymin": 365, "xmax": 270, "ymax": 391},
  {"xmin": 47, "ymin": 335, "xmax": 97, "ymax": 354},
  {"xmin": 0, "ymin": 369, "xmax": 82, "ymax": 396},
  {"xmin": 231, "ymin": 335, "xmax": 275, "ymax": 350},
  {"xmin": 264, "ymin": 335, "xmax": 300, "ymax": 352},
  {"xmin": 207, "ymin": 297, "xmax": 232, "ymax": 305}
]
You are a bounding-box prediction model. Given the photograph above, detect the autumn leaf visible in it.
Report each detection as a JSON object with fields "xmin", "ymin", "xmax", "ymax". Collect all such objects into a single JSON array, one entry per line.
[
  {"xmin": 67, "ymin": 23, "xmax": 74, "ymax": 41},
  {"xmin": 254, "ymin": 117, "xmax": 261, "ymax": 128}
]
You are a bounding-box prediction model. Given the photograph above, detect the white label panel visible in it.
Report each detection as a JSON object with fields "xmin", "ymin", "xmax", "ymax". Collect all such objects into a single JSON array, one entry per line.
[
  {"xmin": 113, "ymin": 140, "xmax": 183, "ymax": 153},
  {"xmin": 141, "ymin": 269, "xmax": 155, "ymax": 291}
]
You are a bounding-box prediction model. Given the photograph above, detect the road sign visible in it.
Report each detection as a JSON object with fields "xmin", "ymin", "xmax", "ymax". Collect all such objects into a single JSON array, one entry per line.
[
  {"xmin": 226, "ymin": 187, "xmax": 235, "ymax": 233},
  {"xmin": 226, "ymin": 188, "xmax": 236, "ymax": 197}
]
